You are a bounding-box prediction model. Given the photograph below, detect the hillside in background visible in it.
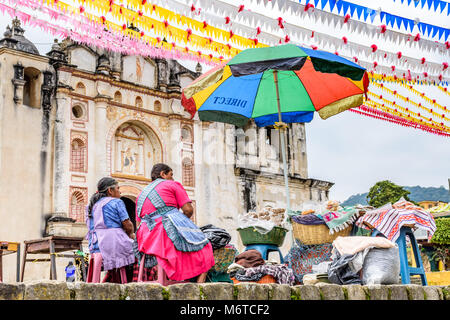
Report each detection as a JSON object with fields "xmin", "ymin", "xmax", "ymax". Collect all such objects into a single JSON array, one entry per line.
[{"xmin": 341, "ymin": 186, "xmax": 450, "ymax": 207}]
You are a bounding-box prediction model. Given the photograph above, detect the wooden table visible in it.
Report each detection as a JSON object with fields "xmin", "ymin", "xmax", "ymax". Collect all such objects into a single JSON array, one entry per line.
[
  {"xmin": 0, "ymin": 241, "xmax": 20, "ymax": 282},
  {"xmin": 21, "ymin": 236, "xmax": 86, "ymax": 281}
]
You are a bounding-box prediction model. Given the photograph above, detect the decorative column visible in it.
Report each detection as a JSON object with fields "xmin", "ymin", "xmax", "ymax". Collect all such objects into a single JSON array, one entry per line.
[
  {"xmin": 94, "ymin": 94, "xmax": 111, "ymax": 180},
  {"xmin": 115, "ymin": 136, "xmax": 122, "ymax": 173},
  {"xmin": 52, "ymin": 86, "xmax": 71, "ymax": 216},
  {"xmin": 138, "ymin": 139, "xmax": 144, "ymax": 176},
  {"xmin": 12, "ymin": 62, "xmax": 25, "ymax": 104}
]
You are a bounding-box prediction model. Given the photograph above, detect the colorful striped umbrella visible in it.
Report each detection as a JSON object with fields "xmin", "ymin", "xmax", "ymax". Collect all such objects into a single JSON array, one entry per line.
[
  {"xmin": 181, "ymin": 44, "xmax": 369, "ymax": 211},
  {"xmin": 182, "ymin": 44, "xmax": 369, "ymax": 127}
]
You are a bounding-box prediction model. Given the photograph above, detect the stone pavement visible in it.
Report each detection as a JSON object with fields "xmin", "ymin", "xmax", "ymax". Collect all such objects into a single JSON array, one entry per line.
[{"xmin": 0, "ymin": 281, "xmax": 449, "ymax": 300}]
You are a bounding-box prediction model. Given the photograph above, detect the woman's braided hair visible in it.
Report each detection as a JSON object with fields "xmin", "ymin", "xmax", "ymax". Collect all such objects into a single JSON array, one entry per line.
[{"xmin": 87, "ymin": 177, "xmax": 118, "ymax": 218}]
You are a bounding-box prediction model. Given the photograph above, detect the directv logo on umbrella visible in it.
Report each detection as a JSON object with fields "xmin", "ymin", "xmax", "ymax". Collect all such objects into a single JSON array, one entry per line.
[{"xmin": 212, "ymin": 97, "xmax": 248, "ymax": 108}]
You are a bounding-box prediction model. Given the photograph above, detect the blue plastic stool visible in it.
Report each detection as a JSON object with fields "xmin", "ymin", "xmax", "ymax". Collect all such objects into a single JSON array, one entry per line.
[
  {"xmin": 245, "ymin": 244, "xmax": 284, "ymax": 264},
  {"xmin": 372, "ymin": 226, "xmax": 427, "ymax": 286}
]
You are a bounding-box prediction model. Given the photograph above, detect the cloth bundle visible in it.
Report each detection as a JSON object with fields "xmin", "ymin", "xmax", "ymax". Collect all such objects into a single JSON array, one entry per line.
[
  {"xmin": 355, "ymin": 198, "xmax": 436, "ymax": 242},
  {"xmin": 327, "ymin": 236, "xmax": 397, "ymax": 285},
  {"xmin": 227, "ymin": 249, "xmax": 295, "ymax": 285},
  {"xmin": 315, "ymin": 206, "xmax": 360, "ymax": 234},
  {"xmin": 200, "ymin": 224, "xmax": 232, "ymax": 250},
  {"xmin": 234, "ymin": 249, "xmax": 265, "ymax": 268},
  {"xmin": 291, "ymin": 214, "xmax": 326, "ymax": 225},
  {"xmin": 231, "ymin": 264, "xmax": 295, "ymax": 285}
]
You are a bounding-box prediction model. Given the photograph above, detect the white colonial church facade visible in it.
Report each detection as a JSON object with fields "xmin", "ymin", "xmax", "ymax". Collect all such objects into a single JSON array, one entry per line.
[{"xmin": 0, "ymin": 19, "xmax": 333, "ymax": 282}]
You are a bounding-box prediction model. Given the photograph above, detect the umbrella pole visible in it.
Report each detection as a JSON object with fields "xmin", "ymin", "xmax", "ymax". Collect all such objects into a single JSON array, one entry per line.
[{"xmin": 273, "ymin": 70, "xmax": 291, "ymax": 212}]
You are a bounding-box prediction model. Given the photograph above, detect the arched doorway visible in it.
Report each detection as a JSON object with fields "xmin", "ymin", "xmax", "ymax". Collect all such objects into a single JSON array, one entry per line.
[{"xmin": 120, "ymin": 196, "xmax": 137, "ymax": 231}]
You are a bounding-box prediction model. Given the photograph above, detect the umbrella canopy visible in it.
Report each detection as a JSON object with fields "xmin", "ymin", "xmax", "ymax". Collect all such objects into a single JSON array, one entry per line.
[
  {"xmin": 182, "ymin": 44, "xmax": 369, "ymax": 127},
  {"xmin": 181, "ymin": 44, "xmax": 369, "ymax": 212}
]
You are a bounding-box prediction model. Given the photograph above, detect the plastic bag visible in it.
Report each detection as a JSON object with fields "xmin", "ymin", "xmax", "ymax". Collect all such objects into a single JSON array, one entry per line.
[
  {"xmin": 362, "ymin": 246, "xmax": 400, "ymax": 285},
  {"xmin": 312, "ymin": 261, "xmax": 332, "ymax": 274},
  {"xmin": 327, "ymin": 251, "xmax": 362, "ymax": 285}
]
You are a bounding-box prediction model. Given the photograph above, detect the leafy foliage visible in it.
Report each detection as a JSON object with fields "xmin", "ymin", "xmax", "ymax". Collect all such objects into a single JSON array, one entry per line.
[
  {"xmin": 431, "ymin": 217, "xmax": 450, "ymax": 245},
  {"xmin": 366, "ymin": 180, "xmax": 415, "ymax": 208},
  {"xmin": 341, "ymin": 185, "xmax": 450, "ymax": 207}
]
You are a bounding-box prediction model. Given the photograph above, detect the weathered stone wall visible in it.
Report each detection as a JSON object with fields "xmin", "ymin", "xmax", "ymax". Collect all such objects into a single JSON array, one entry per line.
[{"xmin": 1, "ymin": 281, "xmax": 448, "ymax": 300}]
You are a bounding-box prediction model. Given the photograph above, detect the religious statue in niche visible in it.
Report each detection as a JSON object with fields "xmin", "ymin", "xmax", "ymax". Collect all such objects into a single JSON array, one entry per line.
[
  {"xmin": 122, "ymin": 145, "xmax": 138, "ymax": 175},
  {"xmin": 115, "ymin": 124, "xmax": 145, "ymax": 176}
]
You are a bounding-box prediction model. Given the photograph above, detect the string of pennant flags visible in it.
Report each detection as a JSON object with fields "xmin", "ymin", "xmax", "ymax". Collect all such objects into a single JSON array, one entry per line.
[
  {"xmin": 37, "ymin": 0, "xmax": 450, "ymax": 84},
  {"xmin": 301, "ymin": 0, "xmax": 450, "ymax": 41},
  {"xmin": 0, "ymin": 0, "xmax": 448, "ymax": 136}
]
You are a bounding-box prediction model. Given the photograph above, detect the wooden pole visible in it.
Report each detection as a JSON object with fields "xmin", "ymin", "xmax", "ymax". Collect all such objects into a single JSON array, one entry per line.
[{"xmin": 273, "ymin": 70, "xmax": 291, "ymax": 212}]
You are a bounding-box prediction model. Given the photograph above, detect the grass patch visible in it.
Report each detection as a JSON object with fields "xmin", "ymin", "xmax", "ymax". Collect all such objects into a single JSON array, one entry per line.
[
  {"xmin": 199, "ymin": 286, "xmax": 206, "ymax": 300},
  {"xmin": 342, "ymin": 287, "xmax": 349, "ymax": 300},
  {"xmin": 290, "ymin": 288, "xmax": 301, "ymax": 300},
  {"xmin": 162, "ymin": 287, "xmax": 170, "ymax": 300},
  {"xmin": 233, "ymin": 286, "xmax": 239, "ymax": 300}
]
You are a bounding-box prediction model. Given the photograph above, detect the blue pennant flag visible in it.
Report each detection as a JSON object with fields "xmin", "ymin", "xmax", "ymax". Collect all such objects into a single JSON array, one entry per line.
[
  {"xmin": 433, "ymin": 0, "xmax": 440, "ymax": 11},
  {"xmin": 380, "ymin": 11, "xmax": 386, "ymax": 23},
  {"xmin": 342, "ymin": 1, "xmax": 351, "ymax": 15},
  {"xmin": 432, "ymin": 26, "xmax": 439, "ymax": 38},
  {"xmin": 328, "ymin": 0, "xmax": 336, "ymax": 12},
  {"xmin": 420, "ymin": 0, "xmax": 427, "ymax": 9},
  {"xmin": 438, "ymin": 27, "xmax": 445, "ymax": 40},
  {"xmin": 406, "ymin": 19, "xmax": 414, "ymax": 32},
  {"xmin": 427, "ymin": 0, "xmax": 434, "ymax": 10},
  {"xmin": 348, "ymin": 2, "xmax": 357, "ymax": 16},
  {"xmin": 445, "ymin": 29, "xmax": 449, "ymax": 41},
  {"xmin": 356, "ymin": 5, "xmax": 364, "ymax": 19},
  {"xmin": 407, "ymin": 0, "xmax": 412, "ymax": 5},
  {"xmin": 314, "ymin": 0, "xmax": 320, "ymax": 7},
  {"xmin": 427, "ymin": 24, "xmax": 432, "ymax": 37},
  {"xmin": 320, "ymin": 0, "xmax": 329, "ymax": 10},
  {"xmin": 448, "ymin": 2, "xmax": 450, "ymax": 15},
  {"xmin": 395, "ymin": 16, "xmax": 403, "ymax": 29},
  {"xmin": 363, "ymin": 8, "xmax": 371, "ymax": 21},
  {"xmin": 439, "ymin": 0, "xmax": 446, "ymax": 13},
  {"xmin": 370, "ymin": 9, "xmax": 377, "ymax": 23},
  {"xmin": 336, "ymin": 0, "xmax": 343, "ymax": 13}
]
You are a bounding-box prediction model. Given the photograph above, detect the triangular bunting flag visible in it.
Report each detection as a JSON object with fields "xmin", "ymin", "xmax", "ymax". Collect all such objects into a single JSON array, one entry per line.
[
  {"xmin": 348, "ymin": 2, "xmax": 357, "ymax": 17},
  {"xmin": 433, "ymin": 0, "xmax": 440, "ymax": 11},
  {"xmin": 336, "ymin": 0, "xmax": 343, "ymax": 13},
  {"xmin": 439, "ymin": 0, "xmax": 446, "ymax": 13},
  {"xmin": 438, "ymin": 27, "xmax": 445, "ymax": 40},
  {"xmin": 356, "ymin": 5, "xmax": 364, "ymax": 19},
  {"xmin": 342, "ymin": 1, "xmax": 350, "ymax": 15},
  {"xmin": 407, "ymin": 19, "xmax": 414, "ymax": 32},
  {"xmin": 395, "ymin": 16, "xmax": 402, "ymax": 29},
  {"xmin": 380, "ymin": 11, "xmax": 386, "ymax": 23},
  {"xmin": 426, "ymin": 0, "xmax": 433, "ymax": 10},
  {"xmin": 363, "ymin": 8, "xmax": 371, "ymax": 21},
  {"xmin": 320, "ymin": 0, "xmax": 329, "ymax": 10},
  {"xmin": 328, "ymin": 0, "xmax": 336, "ymax": 12}
]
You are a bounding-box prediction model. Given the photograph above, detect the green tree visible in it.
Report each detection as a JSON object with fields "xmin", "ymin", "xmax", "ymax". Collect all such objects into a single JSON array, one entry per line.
[{"xmin": 366, "ymin": 180, "xmax": 415, "ymax": 208}]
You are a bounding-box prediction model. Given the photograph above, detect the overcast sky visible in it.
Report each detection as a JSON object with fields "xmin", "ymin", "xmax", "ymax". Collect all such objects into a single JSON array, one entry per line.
[{"xmin": 1, "ymin": 0, "xmax": 448, "ymax": 202}]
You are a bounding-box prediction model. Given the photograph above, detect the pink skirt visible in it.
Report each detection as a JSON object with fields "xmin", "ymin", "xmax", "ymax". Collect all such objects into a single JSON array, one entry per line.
[{"xmin": 136, "ymin": 217, "xmax": 215, "ymax": 281}]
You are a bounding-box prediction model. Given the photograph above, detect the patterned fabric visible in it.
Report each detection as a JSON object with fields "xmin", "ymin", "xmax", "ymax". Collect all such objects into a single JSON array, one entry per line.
[
  {"xmin": 131, "ymin": 261, "xmax": 157, "ymax": 282},
  {"xmin": 315, "ymin": 206, "xmax": 359, "ymax": 234},
  {"xmin": 284, "ymin": 241, "xmax": 334, "ymax": 283},
  {"xmin": 211, "ymin": 244, "xmax": 238, "ymax": 273},
  {"xmin": 356, "ymin": 199, "xmax": 437, "ymax": 242},
  {"xmin": 232, "ymin": 264, "xmax": 295, "ymax": 285},
  {"xmin": 291, "ymin": 214, "xmax": 326, "ymax": 225}
]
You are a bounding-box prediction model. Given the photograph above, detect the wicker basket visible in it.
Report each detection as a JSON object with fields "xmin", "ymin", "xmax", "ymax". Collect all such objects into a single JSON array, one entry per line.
[
  {"xmin": 231, "ymin": 275, "xmax": 276, "ymax": 284},
  {"xmin": 292, "ymin": 221, "xmax": 351, "ymax": 245},
  {"xmin": 237, "ymin": 226, "xmax": 287, "ymax": 247}
]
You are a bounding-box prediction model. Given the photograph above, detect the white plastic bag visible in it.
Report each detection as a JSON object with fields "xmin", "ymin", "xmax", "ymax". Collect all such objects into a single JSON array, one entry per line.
[{"xmin": 362, "ymin": 246, "xmax": 400, "ymax": 285}]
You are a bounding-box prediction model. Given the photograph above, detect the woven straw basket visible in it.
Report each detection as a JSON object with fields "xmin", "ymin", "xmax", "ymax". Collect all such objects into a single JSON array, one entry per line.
[{"xmin": 292, "ymin": 221, "xmax": 352, "ymax": 245}]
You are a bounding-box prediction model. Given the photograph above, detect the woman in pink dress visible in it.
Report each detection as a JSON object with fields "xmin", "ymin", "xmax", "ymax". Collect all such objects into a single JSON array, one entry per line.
[{"xmin": 134, "ymin": 163, "xmax": 215, "ymax": 282}]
